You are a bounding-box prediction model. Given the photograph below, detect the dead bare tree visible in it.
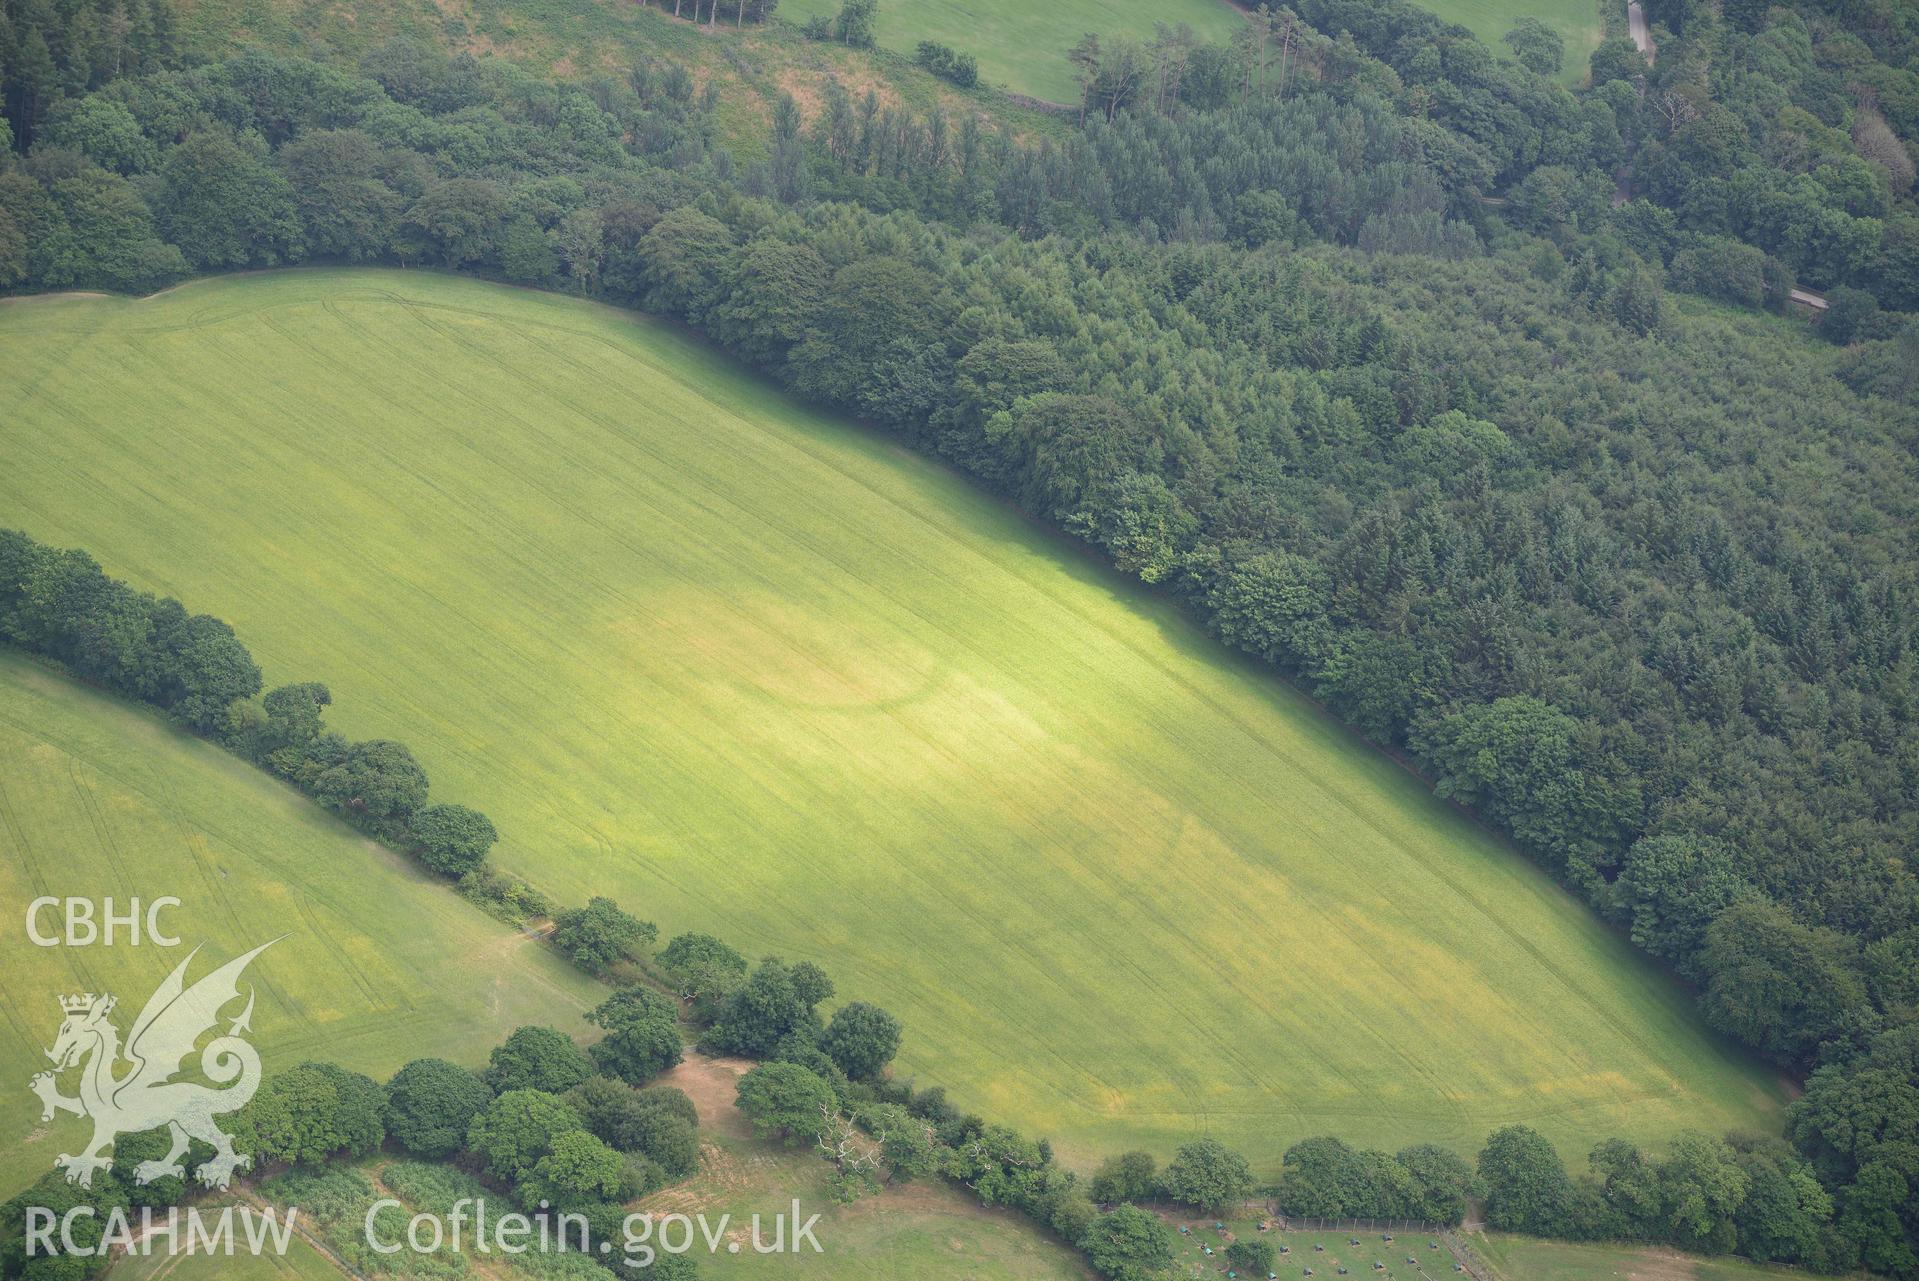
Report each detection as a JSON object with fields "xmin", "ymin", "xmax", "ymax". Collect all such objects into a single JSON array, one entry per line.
[
  {"xmin": 1653, "ymin": 89, "xmax": 1697, "ymax": 135},
  {"xmin": 816, "ymin": 1104, "xmax": 884, "ymax": 1177}
]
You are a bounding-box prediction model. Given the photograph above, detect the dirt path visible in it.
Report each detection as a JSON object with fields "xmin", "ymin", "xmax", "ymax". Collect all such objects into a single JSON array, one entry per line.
[{"xmin": 654, "ymin": 1050, "xmax": 756, "ymax": 1140}]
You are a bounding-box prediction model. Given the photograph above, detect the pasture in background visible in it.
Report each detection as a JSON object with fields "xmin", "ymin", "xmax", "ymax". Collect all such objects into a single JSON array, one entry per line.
[{"xmin": 0, "ymin": 653, "xmax": 601, "ymax": 1194}]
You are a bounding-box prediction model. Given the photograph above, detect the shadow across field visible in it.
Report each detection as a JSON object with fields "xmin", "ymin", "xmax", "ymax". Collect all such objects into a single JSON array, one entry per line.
[{"xmin": 0, "ymin": 269, "xmax": 1787, "ymax": 1175}]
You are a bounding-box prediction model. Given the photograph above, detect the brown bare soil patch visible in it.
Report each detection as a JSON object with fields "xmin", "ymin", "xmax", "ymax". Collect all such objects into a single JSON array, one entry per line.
[{"xmin": 656, "ymin": 1051, "xmax": 756, "ymax": 1139}]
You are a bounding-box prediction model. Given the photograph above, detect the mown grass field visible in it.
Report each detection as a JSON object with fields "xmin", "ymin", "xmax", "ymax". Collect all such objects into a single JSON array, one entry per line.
[
  {"xmin": 0, "ymin": 270, "xmax": 1787, "ymax": 1174},
  {"xmin": 1418, "ymin": 0, "xmax": 1604, "ymax": 86},
  {"xmin": 774, "ymin": 0, "xmax": 1598, "ymax": 97},
  {"xmin": 1165, "ymin": 1213, "xmax": 1457, "ymax": 1279},
  {"xmin": 1177, "ymin": 1222, "xmax": 1858, "ymax": 1281},
  {"xmin": 773, "ymin": 0, "xmax": 1245, "ymax": 102},
  {"xmin": 1472, "ymin": 1232, "xmax": 1867, "ymax": 1281},
  {"xmin": 188, "ymin": 0, "xmax": 1232, "ymax": 109},
  {"xmin": 178, "ymin": 0, "xmax": 1589, "ymax": 135},
  {"xmin": 0, "ymin": 652, "xmax": 602, "ymax": 1196},
  {"xmin": 170, "ymin": 0, "xmax": 1069, "ymax": 160}
]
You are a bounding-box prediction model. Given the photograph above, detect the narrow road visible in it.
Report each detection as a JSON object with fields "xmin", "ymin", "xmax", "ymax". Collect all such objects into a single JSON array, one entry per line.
[
  {"xmin": 1627, "ymin": 1, "xmax": 1654, "ymax": 63},
  {"xmin": 1790, "ymin": 287, "xmax": 1829, "ymax": 310}
]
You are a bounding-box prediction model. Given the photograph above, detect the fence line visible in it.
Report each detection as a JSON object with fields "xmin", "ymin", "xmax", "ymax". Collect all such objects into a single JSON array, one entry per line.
[
  {"xmin": 1442, "ymin": 1229, "xmax": 1494, "ymax": 1281},
  {"xmin": 1270, "ymin": 1215, "xmax": 1452, "ymax": 1235}
]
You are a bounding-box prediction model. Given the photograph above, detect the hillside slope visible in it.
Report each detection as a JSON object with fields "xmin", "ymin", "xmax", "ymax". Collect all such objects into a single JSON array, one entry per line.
[
  {"xmin": 0, "ymin": 270, "xmax": 1787, "ymax": 1171},
  {"xmin": 0, "ymin": 650, "xmax": 601, "ymax": 1195}
]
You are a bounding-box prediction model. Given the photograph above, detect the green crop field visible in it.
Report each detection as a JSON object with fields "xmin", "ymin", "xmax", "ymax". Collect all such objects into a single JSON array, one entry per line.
[
  {"xmin": 0, "ymin": 270, "xmax": 1787, "ymax": 1175},
  {"xmin": 0, "ymin": 651, "xmax": 602, "ymax": 1197}
]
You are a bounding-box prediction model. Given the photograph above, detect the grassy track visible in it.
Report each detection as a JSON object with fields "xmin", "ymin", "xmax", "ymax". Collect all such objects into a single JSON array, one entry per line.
[
  {"xmin": 0, "ymin": 652, "xmax": 602, "ymax": 1196},
  {"xmin": 106, "ymin": 1206, "xmax": 347, "ymax": 1281},
  {"xmin": 0, "ymin": 270, "xmax": 1786, "ymax": 1173}
]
